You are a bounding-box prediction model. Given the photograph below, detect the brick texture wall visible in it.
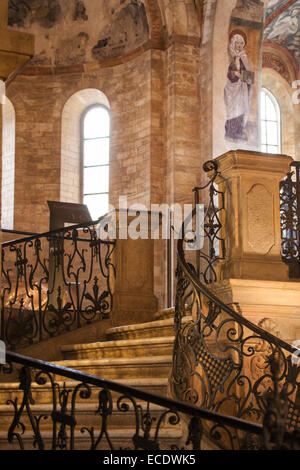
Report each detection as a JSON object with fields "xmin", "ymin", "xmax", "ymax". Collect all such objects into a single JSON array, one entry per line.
[{"xmin": 5, "ymin": 38, "xmax": 203, "ymax": 309}]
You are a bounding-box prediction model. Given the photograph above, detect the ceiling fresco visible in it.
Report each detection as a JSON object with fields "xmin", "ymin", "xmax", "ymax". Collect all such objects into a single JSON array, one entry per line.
[
  {"xmin": 266, "ymin": 0, "xmax": 289, "ymax": 16},
  {"xmin": 7, "ymin": 0, "xmax": 149, "ymax": 66},
  {"xmin": 264, "ymin": 0, "xmax": 300, "ymax": 68}
]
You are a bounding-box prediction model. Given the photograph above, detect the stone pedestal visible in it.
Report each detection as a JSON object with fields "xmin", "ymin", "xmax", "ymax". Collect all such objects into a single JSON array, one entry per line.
[
  {"xmin": 215, "ymin": 150, "xmax": 293, "ymax": 281},
  {"xmin": 108, "ymin": 210, "xmax": 158, "ymax": 327},
  {"xmin": 211, "ymin": 278, "xmax": 300, "ymax": 345}
]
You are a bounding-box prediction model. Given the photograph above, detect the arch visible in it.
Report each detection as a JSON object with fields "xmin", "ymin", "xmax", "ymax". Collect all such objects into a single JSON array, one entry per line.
[
  {"xmin": 2, "ymin": 97, "xmax": 15, "ymax": 229},
  {"xmin": 262, "ymin": 43, "xmax": 297, "ymax": 85},
  {"xmin": 262, "ymin": 67, "xmax": 296, "ymax": 157},
  {"xmin": 60, "ymin": 89, "xmax": 110, "ymax": 207}
]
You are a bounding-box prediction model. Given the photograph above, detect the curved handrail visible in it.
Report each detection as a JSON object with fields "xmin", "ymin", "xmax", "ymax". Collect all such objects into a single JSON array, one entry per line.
[
  {"xmin": 2, "ymin": 213, "xmax": 112, "ymax": 248},
  {"xmin": 4, "ymin": 350, "xmax": 262, "ymax": 436},
  {"xmin": 177, "ymin": 227, "xmax": 295, "ymax": 355},
  {"xmin": 1, "ymin": 213, "xmax": 116, "ymax": 349},
  {"xmin": 171, "ymin": 161, "xmax": 300, "ymax": 447},
  {"xmin": 177, "ymin": 158, "xmax": 297, "ymax": 356},
  {"xmin": 3, "ymin": 350, "xmax": 298, "ymax": 450}
]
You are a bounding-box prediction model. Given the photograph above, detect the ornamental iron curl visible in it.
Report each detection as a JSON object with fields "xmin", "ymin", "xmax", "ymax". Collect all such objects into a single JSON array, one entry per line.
[
  {"xmin": 1, "ymin": 350, "xmax": 299, "ymax": 450},
  {"xmin": 280, "ymin": 161, "xmax": 300, "ymax": 278},
  {"xmin": 172, "ymin": 160, "xmax": 300, "ymax": 450},
  {"xmin": 0, "ymin": 350, "xmax": 266, "ymax": 450},
  {"xmin": 192, "ymin": 160, "xmax": 225, "ymax": 284},
  {"xmin": 1, "ymin": 219, "xmax": 116, "ymax": 349}
]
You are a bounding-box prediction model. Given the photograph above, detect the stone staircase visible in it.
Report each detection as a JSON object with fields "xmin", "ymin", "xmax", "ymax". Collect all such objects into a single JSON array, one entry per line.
[{"xmin": 0, "ymin": 311, "xmax": 205, "ymax": 450}]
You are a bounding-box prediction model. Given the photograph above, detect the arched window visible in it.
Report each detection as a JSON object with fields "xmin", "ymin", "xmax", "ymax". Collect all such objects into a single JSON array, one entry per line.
[
  {"xmin": 260, "ymin": 88, "xmax": 281, "ymax": 154},
  {"xmin": 82, "ymin": 105, "xmax": 110, "ymax": 219},
  {"xmin": 2, "ymin": 97, "xmax": 15, "ymax": 230}
]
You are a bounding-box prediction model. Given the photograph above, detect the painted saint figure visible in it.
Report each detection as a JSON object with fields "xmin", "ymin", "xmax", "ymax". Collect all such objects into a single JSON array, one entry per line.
[{"xmin": 224, "ymin": 33, "xmax": 253, "ymax": 142}]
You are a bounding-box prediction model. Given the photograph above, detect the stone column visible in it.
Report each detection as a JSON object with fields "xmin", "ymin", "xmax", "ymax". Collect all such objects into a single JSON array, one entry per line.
[
  {"xmin": 215, "ymin": 149, "xmax": 293, "ymax": 282},
  {"xmin": 108, "ymin": 210, "xmax": 158, "ymax": 327}
]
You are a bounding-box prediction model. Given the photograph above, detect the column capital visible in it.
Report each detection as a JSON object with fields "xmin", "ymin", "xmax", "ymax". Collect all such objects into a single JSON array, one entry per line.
[{"xmin": 216, "ymin": 149, "xmax": 293, "ymax": 178}]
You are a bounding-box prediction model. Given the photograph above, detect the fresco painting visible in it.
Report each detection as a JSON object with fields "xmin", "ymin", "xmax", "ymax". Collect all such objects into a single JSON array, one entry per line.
[
  {"xmin": 7, "ymin": 0, "xmax": 149, "ymax": 66},
  {"xmin": 264, "ymin": 0, "xmax": 300, "ymax": 68},
  {"xmin": 266, "ymin": 0, "xmax": 287, "ymax": 15},
  {"xmin": 224, "ymin": 32, "xmax": 254, "ymax": 142},
  {"xmin": 223, "ymin": 0, "xmax": 263, "ymax": 147}
]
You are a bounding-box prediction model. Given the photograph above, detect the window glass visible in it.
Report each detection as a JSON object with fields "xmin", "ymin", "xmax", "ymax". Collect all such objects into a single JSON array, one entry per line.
[
  {"xmin": 83, "ymin": 106, "xmax": 110, "ymax": 219},
  {"xmin": 260, "ymin": 89, "xmax": 281, "ymax": 154}
]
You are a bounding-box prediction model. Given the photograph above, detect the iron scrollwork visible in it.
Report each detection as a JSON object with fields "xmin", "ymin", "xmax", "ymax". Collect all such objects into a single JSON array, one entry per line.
[
  {"xmin": 192, "ymin": 160, "xmax": 225, "ymax": 284},
  {"xmin": 172, "ymin": 160, "xmax": 300, "ymax": 450},
  {"xmin": 280, "ymin": 162, "xmax": 300, "ymax": 278},
  {"xmin": 1, "ymin": 220, "xmax": 116, "ymax": 349},
  {"xmin": 0, "ymin": 351, "xmax": 266, "ymax": 451}
]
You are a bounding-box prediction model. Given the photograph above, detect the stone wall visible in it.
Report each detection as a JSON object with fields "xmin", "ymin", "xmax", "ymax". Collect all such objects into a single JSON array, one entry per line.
[
  {"xmin": 7, "ymin": 51, "xmax": 155, "ymax": 233},
  {"xmin": 8, "ymin": 0, "xmax": 150, "ymax": 66},
  {"xmin": 262, "ymin": 67, "xmax": 299, "ymax": 160},
  {"xmin": 1, "ymin": 97, "xmax": 15, "ymax": 229},
  {"xmin": 5, "ymin": 0, "xmax": 203, "ymax": 310},
  {"xmin": 6, "ymin": 38, "xmax": 202, "ymax": 309},
  {"xmin": 4, "ymin": 0, "xmax": 300, "ymax": 312}
]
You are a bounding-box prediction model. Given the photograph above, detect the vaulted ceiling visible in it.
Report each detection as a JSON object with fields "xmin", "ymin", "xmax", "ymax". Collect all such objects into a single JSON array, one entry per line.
[
  {"xmin": 7, "ymin": 0, "xmax": 154, "ymax": 66},
  {"xmin": 6, "ymin": 0, "xmax": 204, "ymax": 73},
  {"xmin": 264, "ymin": 0, "xmax": 300, "ymax": 75}
]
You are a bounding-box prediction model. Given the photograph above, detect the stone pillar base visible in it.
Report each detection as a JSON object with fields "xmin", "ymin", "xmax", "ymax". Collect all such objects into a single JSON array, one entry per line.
[
  {"xmin": 219, "ymin": 256, "xmax": 289, "ymax": 282},
  {"xmin": 210, "ymin": 278, "xmax": 300, "ymax": 345},
  {"xmin": 215, "ymin": 150, "xmax": 293, "ymax": 283},
  {"xmin": 112, "ymin": 293, "xmax": 158, "ymax": 327},
  {"xmin": 110, "ymin": 210, "xmax": 158, "ymax": 328}
]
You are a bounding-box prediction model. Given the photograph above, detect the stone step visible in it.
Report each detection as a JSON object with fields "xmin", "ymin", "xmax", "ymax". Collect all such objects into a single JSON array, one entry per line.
[
  {"xmin": 0, "ymin": 401, "xmax": 178, "ymax": 431},
  {"xmin": 0, "ymin": 378, "xmax": 170, "ymax": 404},
  {"xmin": 61, "ymin": 336, "xmax": 175, "ymax": 360},
  {"xmin": 106, "ymin": 316, "xmax": 191, "ymax": 341},
  {"xmin": 154, "ymin": 307, "xmax": 175, "ymax": 320},
  {"xmin": 53, "ymin": 356, "xmax": 173, "ymax": 380},
  {"xmin": 0, "ymin": 427, "xmax": 184, "ymax": 450}
]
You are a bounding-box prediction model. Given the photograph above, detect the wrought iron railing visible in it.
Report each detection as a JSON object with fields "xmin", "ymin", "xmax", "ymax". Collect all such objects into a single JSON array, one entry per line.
[
  {"xmin": 0, "ymin": 350, "xmax": 298, "ymax": 450},
  {"xmin": 280, "ymin": 161, "xmax": 300, "ymax": 278},
  {"xmin": 171, "ymin": 160, "xmax": 300, "ymax": 447},
  {"xmin": 1, "ymin": 218, "xmax": 116, "ymax": 350},
  {"xmin": 193, "ymin": 160, "xmax": 225, "ymax": 284}
]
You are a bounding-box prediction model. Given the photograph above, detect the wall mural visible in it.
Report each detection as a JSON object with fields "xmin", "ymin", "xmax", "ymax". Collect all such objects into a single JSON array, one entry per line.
[
  {"xmin": 224, "ymin": 32, "xmax": 254, "ymax": 142},
  {"xmin": 222, "ymin": 0, "xmax": 263, "ymax": 147},
  {"xmin": 7, "ymin": 0, "xmax": 149, "ymax": 66},
  {"xmin": 264, "ymin": 0, "xmax": 300, "ymax": 68},
  {"xmin": 266, "ymin": 0, "xmax": 290, "ymax": 16}
]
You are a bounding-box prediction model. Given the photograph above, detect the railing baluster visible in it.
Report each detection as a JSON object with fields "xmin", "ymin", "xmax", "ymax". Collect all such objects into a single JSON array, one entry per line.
[
  {"xmin": 280, "ymin": 161, "xmax": 300, "ymax": 277},
  {"xmin": 172, "ymin": 160, "xmax": 300, "ymax": 450},
  {"xmin": 1, "ymin": 218, "xmax": 116, "ymax": 350},
  {"xmin": 0, "ymin": 349, "xmax": 297, "ymax": 450}
]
